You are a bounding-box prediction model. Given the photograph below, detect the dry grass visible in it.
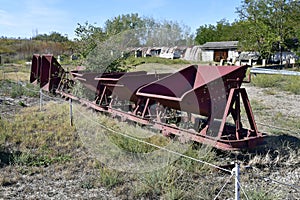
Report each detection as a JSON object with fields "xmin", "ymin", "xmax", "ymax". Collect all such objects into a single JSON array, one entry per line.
[{"xmin": 0, "ymin": 64, "xmax": 31, "ymax": 82}]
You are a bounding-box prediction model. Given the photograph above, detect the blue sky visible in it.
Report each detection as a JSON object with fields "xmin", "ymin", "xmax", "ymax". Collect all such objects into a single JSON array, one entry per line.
[{"xmin": 0, "ymin": 0, "xmax": 242, "ymax": 39}]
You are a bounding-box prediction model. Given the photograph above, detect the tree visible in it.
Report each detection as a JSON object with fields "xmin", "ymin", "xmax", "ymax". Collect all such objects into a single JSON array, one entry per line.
[
  {"xmin": 104, "ymin": 13, "xmax": 145, "ymax": 36},
  {"xmin": 74, "ymin": 21, "xmax": 106, "ymax": 58},
  {"xmin": 236, "ymin": 0, "xmax": 300, "ymax": 59},
  {"xmin": 195, "ymin": 19, "xmax": 238, "ymax": 45},
  {"xmin": 195, "ymin": 24, "xmax": 217, "ymax": 45},
  {"xmin": 33, "ymin": 32, "xmax": 69, "ymax": 42},
  {"xmin": 74, "ymin": 14, "xmax": 194, "ymax": 72}
]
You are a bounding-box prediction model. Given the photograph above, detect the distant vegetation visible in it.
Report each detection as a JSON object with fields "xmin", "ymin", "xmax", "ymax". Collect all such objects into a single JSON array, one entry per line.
[
  {"xmin": 195, "ymin": 0, "xmax": 300, "ymax": 59},
  {"xmin": 0, "ymin": 32, "xmax": 73, "ymax": 63},
  {"xmin": 0, "ymin": 0, "xmax": 299, "ymax": 71},
  {"xmin": 32, "ymin": 32, "xmax": 69, "ymax": 43}
]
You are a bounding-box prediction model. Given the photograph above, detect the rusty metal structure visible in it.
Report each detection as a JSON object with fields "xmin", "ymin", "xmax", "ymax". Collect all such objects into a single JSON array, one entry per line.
[
  {"xmin": 31, "ymin": 54, "xmax": 265, "ymax": 150},
  {"xmin": 30, "ymin": 54, "xmax": 65, "ymax": 92}
]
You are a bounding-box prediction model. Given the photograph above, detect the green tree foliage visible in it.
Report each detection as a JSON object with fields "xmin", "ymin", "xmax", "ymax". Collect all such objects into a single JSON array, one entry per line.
[
  {"xmin": 0, "ymin": 38, "xmax": 17, "ymax": 54},
  {"xmin": 236, "ymin": 0, "xmax": 300, "ymax": 57},
  {"xmin": 33, "ymin": 32, "xmax": 69, "ymax": 42},
  {"xmin": 74, "ymin": 13, "xmax": 194, "ymax": 71},
  {"xmin": 144, "ymin": 19, "xmax": 193, "ymax": 46},
  {"xmin": 104, "ymin": 13, "xmax": 145, "ymax": 36},
  {"xmin": 195, "ymin": 19, "xmax": 239, "ymax": 45},
  {"xmin": 74, "ymin": 22, "xmax": 106, "ymax": 58}
]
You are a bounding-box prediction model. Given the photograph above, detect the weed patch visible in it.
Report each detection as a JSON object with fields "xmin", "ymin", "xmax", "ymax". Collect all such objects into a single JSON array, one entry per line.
[
  {"xmin": 0, "ymin": 102, "xmax": 78, "ymax": 167},
  {"xmin": 251, "ymin": 74, "xmax": 300, "ymax": 94}
]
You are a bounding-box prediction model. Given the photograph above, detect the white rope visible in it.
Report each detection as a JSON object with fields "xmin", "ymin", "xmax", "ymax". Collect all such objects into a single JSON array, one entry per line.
[
  {"xmin": 39, "ymin": 91, "xmax": 65, "ymax": 103},
  {"xmin": 73, "ymin": 105, "xmax": 232, "ymax": 173},
  {"xmin": 256, "ymin": 121, "xmax": 300, "ymax": 134},
  {"xmin": 261, "ymin": 176, "xmax": 300, "ymax": 190},
  {"xmin": 241, "ymin": 118, "xmax": 300, "ymax": 134},
  {"xmin": 213, "ymin": 174, "xmax": 234, "ymax": 200}
]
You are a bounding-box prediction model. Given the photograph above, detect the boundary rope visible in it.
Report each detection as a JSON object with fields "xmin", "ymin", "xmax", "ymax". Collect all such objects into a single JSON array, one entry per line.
[
  {"xmin": 213, "ymin": 174, "xmax": 234, "ymax": 200},
  {"xmin": 73, "ymin": 104, "xmax": 232, "ymax": 173},
  {"xmin": 259, "ymin": 175, "xmax": 300, "ymax": 190}
]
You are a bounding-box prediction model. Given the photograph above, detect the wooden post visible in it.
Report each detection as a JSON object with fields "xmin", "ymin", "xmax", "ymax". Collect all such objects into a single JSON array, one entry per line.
[
  {"xmin": 39, "ymin": 89, "xmax": 42, "ymax": 111},
  {"xmin": 69, "ymin": 98, "xmax": 73, "ymax": 126},
  {"xmin": 234, "ymin": 162, "xmax": 240, "ymax": 200}
]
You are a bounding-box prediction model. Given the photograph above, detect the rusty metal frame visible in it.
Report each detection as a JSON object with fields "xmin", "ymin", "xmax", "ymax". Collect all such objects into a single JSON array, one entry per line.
[{"xmin": 32, "ymin": 54, "xmax": 265, "ymax": 150}]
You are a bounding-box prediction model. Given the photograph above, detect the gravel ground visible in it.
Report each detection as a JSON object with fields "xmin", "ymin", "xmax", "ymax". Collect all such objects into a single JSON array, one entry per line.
[
  {"xmin": 0, "ymin": 150, "xmax": 118, "ymax": 200},
  {"xmin": 244, "ymin": 83, "xmax": 300, "ymax": 118}
]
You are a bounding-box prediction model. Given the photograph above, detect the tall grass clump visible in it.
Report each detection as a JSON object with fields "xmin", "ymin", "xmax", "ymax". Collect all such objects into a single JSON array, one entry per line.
[
  {"xmin": 251, "ymin": 74, "xmax": 285, "ymax": 88},
  {"xmin": 282, "ymin": 75, "xmax": 300, "ymax": 95},
  {"xmin": 251, "ymin": 74, "xmax": 300, "ymax": 94}
]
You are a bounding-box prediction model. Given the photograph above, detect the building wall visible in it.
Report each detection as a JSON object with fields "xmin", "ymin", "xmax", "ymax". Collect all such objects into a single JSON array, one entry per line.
[
  {"xmin": 228, "ymin": 50, "xmax": 239, "ymax": 60},
  {"xmin": 201, "ymin": 49, "xmax": 238, "ymax": 62},
  {"xmin": 201, "ymin": 50, "xmax": 214, "ymax": 62}
]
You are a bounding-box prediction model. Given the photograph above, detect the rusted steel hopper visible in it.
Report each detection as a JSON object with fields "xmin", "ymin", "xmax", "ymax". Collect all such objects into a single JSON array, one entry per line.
[
  {"xmin": 31, "ymin": 55, "xmax": 65, "ymax": 92},
  {"xmin": 30, "ymin": 54, "xmax": 41, "ymax": 84},
  {"xmin": 94, "ymin": 71, "xmax": 148, "ymax": 99},
  {"xmin": 31, "ymin": 54, "xmax": 265, "ymax": 150},
  {"xmin": 69, "ymin": 71, "xmax": 104, "ymax": 92},
  {"xmin": 30, "ymin": 54, "xmax": 64, "ymax": 92},
  {"xmin": 92, "ymin": 72, "xmax": 171, "ymax": 123},
  {"xmin": 95, "ymin": 72, "xmax": 170, "ymax": 104},
  {"xmin": 136, "ymin": 65, "xmax": 264, "ymax": 150}
]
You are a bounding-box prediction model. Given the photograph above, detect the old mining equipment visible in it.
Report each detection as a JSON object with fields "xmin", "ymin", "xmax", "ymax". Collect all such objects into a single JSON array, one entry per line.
[{"xmin": 31, "ymin": 54, "xmax": 265, "ymax": 150}]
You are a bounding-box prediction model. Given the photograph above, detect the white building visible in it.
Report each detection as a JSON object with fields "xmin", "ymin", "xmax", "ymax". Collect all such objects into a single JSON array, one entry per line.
[{"xmin": 200, "ymin": 41, "xmax": 239, "ymax": 63}]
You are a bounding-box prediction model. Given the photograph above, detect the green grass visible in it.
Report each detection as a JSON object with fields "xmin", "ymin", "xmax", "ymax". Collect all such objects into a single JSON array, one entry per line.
[
  {"xmin": 0, "ymin": 99, "xmax": 295, "ymax": 199},
  {"xmin": 72, "ymin": 104, "xmax": 222, "ymax": 199},
  {"xmin": 251, "ymin": 74, "xmax": 300, "ymax": 94},
  {"xmin": 0, "ymin": 102, "xmax": 78, "ymax": 167},
  {"xmin": 98, "ymin": 166, "xmax": 124, "ymax": 189},
  {"xmin": 0, "ymin": 80, "xmax": 40, "ymax": 98},
  {"xmin": 13, "ymin": 151, "xmax": 72, "ymax": 167},
  {"xmin": 245, "ymin": 189, "xmax": 278, "ymax": 200}
]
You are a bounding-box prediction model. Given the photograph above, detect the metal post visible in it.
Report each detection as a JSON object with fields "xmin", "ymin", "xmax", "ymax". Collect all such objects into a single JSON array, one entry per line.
[
  {"xmin": 39, "ymin": 89, "xmax": 42, "ymax": 111},
  {"xmin": 69, "ymin": 98, "xmax": 73, "ymax": 126},
  {"xmin": 234, "ymin": 162, "xmax": 240, "ymax": 200}
]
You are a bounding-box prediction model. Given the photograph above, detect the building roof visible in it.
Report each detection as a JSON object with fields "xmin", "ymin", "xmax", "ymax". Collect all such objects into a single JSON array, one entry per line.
[{"xmin": 201, "ymin": 41, "xmax": 238, "ymax": 50}]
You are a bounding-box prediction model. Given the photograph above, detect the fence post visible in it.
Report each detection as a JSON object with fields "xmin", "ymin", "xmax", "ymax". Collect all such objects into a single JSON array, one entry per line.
[
  {"xmin": 234, "ymin": 162, "xmax": 240, "ymax": 200},
  {"xmin": 69, "ymin": 98, "xmax": 73, "ymax": 126},
  {"xmin": 39, "ymin": 89, "xmax": 42, "ymax": 111}
]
